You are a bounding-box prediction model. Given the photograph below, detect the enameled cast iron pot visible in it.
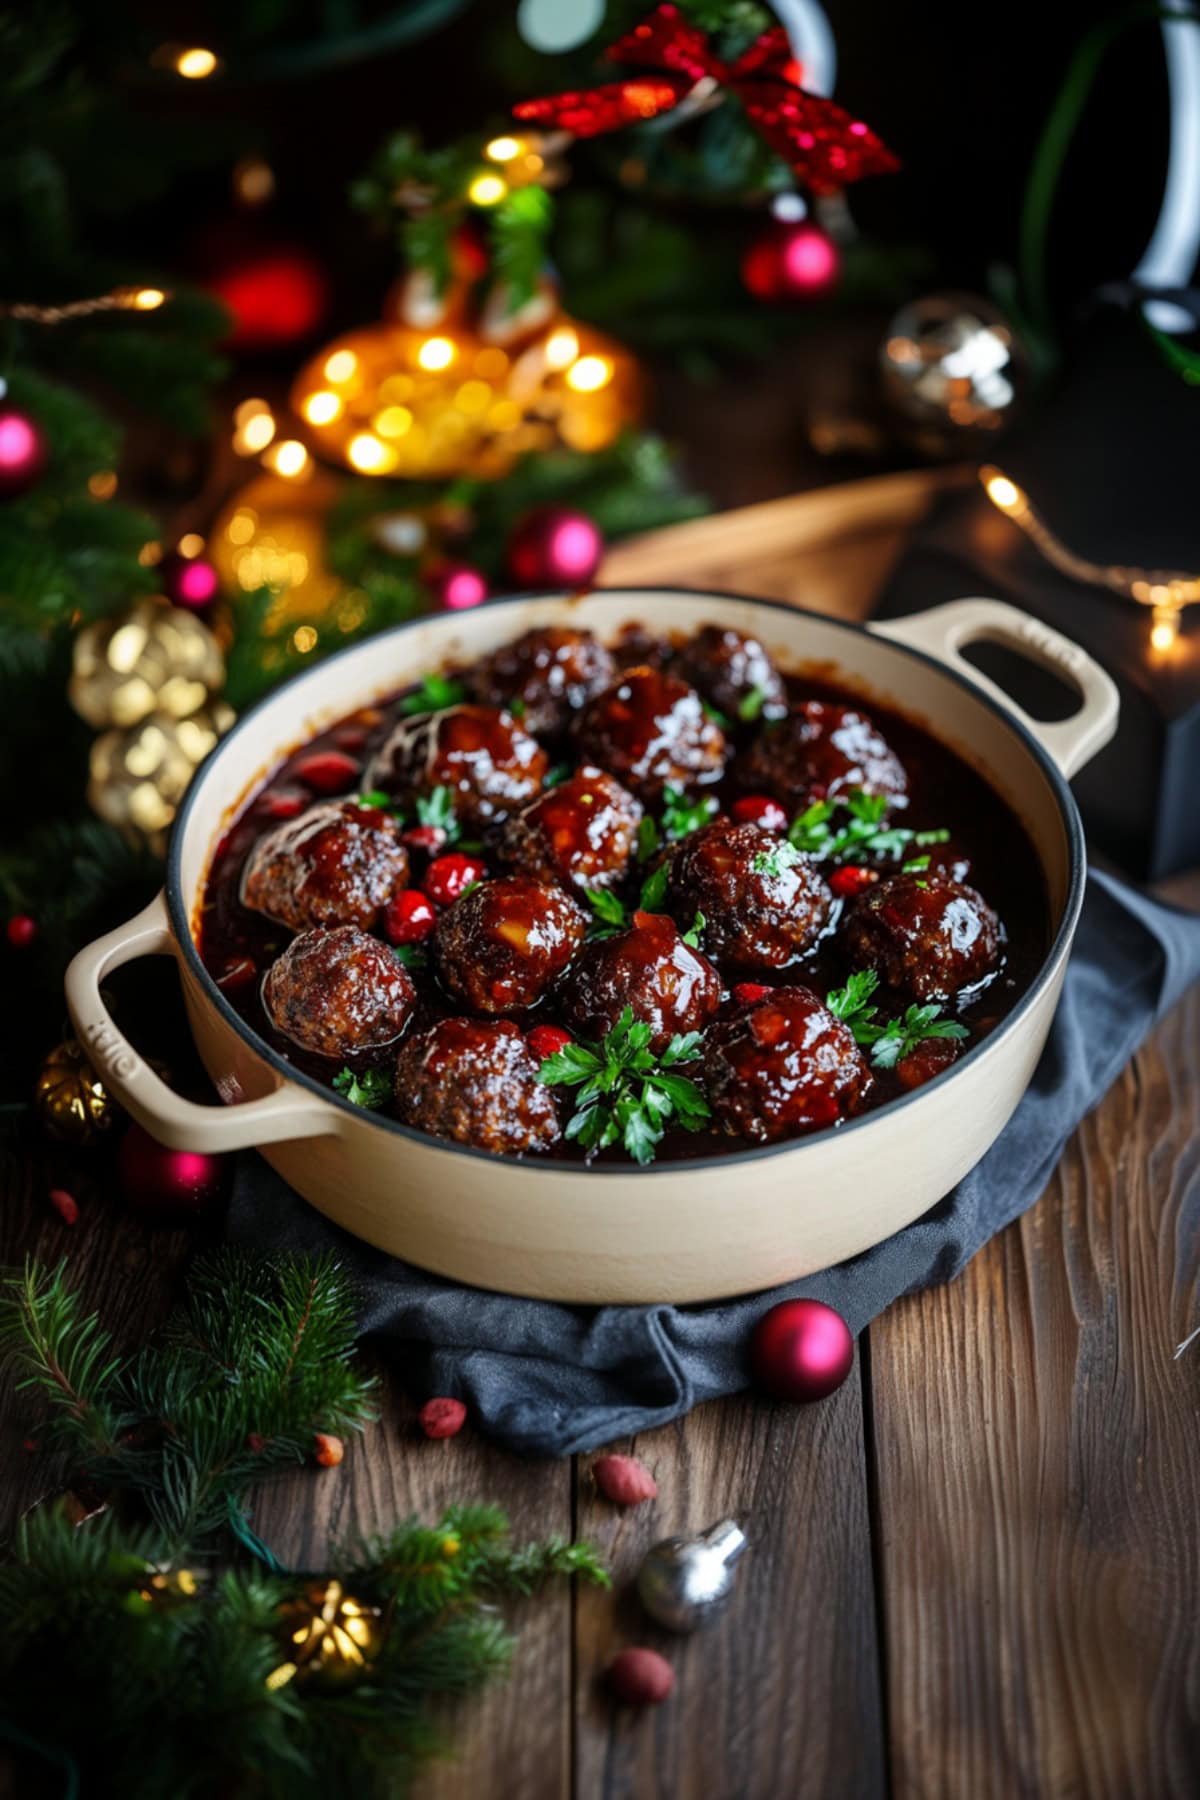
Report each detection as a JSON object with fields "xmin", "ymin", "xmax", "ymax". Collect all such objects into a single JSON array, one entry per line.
[{"xmin": 65, "ymin": 592, "xmax": 1119, "ymax": 1304}]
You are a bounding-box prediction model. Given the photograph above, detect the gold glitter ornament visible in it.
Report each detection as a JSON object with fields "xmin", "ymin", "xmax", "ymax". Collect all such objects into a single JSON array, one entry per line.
[
  {"xmin": 209, "ymin": 470, "xmax": 356, "ymax": 648},
  {"xmin": 69, "ymin": 598, "xmax": 225, "ymax": 730},
  {"xmin": 268, "ymin": 1581, "xmax": 384, "ymax": 1690},
  {"xmin": 34, "ymin": 1038, "xmax": 119, "ymax": 1144},
  {"xmin": 88, "ymin": 702, "xmax": 235, "ymax": 853}
]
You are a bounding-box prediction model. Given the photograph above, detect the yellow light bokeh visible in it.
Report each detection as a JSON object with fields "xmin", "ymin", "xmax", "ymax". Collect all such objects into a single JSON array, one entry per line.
[
  {"xmin": 347, "ymin": 433, "xmax": 390, "ymax": 472},
  {"xmin": 375, "ymin": 405, "xmax": 413, "ymax": 438},
  {"xmin": 292, "ymin": 625, "xmax": 319, "ymax": 653},
  {"xmin": 565, "ymin": 355, "xmax": 612, "ymax": 393},
  {"xmin": 132, "ymin": 288, "xmax": 166, "ymax": 311},
  {"xmin": 544, "ymin": 328, "xmax": 579, "ymax": 371},
  {"xmin": 233, "ymin": 158, "xmax": 275, "ymax": 205},
  {"xmin": 485, "ymin": 136, "xmax": 522, "ymax": 163},
  {"xmin": 324, "ymin": 349, "xmax": 358, "ymax": 383},
  {"xmin": 177, "ymin": 532, "xmax": 205, "ymax": 559},
  {"xmin": 88, "ymin": 470, "xmax": 118, "ymax": 500},
  {"xmin": 1150, "ymin": 605, "xmax": 1180, "ymax": 653},
  {"xmin": 302, "ymin": 390, "xmax": 342, "ymax": 425},
  {"xmin": 175, "ymin": 47, "xmax": 217, "ymax": 78},
  {"xmin": 417, "ymin": 336, "xmax": 456, "ymax": 372},
  {"xmin": 269, "ymin": 440, "xmax": 310, "ymax": 478},
  {"xmin": 454, "ymin": 380, "xmax": 492, "ymax": 415},
  {"xmin": 138, "ymin": 542, "xmax": 163, "ymax": 567},
  {"xmin": 467, "ymin": 173, "xmax": 508, "ymax": 207},
  {"xmin": 984, "ymin": 473, "xmax": 1022, "ymax": 512}
]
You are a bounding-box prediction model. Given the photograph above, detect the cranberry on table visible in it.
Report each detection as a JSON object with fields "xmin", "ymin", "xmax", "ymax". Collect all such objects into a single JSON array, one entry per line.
[
  {"xmin": 262, "ymin": 925, "xmax": 416, "ymax": 1060},
  {"xmin": 498, "ymin": 765, "xmax": 642, "ymax": 894},
  {"xmin": 665, "ymin": 819, "xmax": 832, "ymax": 973},
  {"xmin": 423, "ymin": 851, "xmax": 488, "ymax": 908},
  {"xmin": 434, "ymin": 875, "xmax": 586, "ymax": 1014},
  {"xmin": 731, "ymin": 794, "xmax": 788, "ymax": 832},
  {"xmin": 669, "ymin": 624, "xmax": 788, "ymax": 725},
  {"xmin": 573, "ymin": 666, "xmax": 726, "ymax": 802},
  {"xmin": 419, "ymin": 1397, "xmax": 467, "ymax": 1439},
  {"xmin": 466, "ymin": 625, "xmax": 616, "ymax": 736},
  {"xmin": 562, "ymin": 909, "xmax": 721, "ymax": 1054},
  {"xmin": 738, "ymin": 699, "xmax": 909, "ymax": 811},
  {"xmin": 842, "ymin": 871, "xmax": 1003, "ymax": 1002},
  {"xmin": 394, "ymin": 1017, "xmax": 561, "ymax": 1155},
  {"xmin": 384, "ymin": 889, "xmax": 437, "ymax": 945},
  {"xmin": 704, "ymin": 985, "xmax": 872, "ymax": 1143},
  {"xmin": 368, "ymin": 703, "xmax": 547, "ymax": 830},
  {"xmin": 240, "ymin": 800, "xmax": 409, "ymax": 934}
]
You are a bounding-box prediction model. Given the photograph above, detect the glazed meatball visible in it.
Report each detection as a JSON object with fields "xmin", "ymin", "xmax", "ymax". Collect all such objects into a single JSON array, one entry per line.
[
  {"xmin": 705, "ymin": 986, "xmax": 871, "ymax": 1143},
  {"xmin": 466, "ymin": 626, "xmax": 615, "ymax": 736},
  {"xmin": 240, "ymin": 800, "xmax": 408, "ymax": 934},
  {"xmin": 262, "ymin": 925, "xmax": 415, "ymax": 1061},
  {"xmin": 665, "ymin": 820, "xmax": 832, "ymax": 972},
  {"xmin": 670, "ymin": 626, "xmax": 787, "ymax": 725},
  {"xmin": 573, "ymin": 666, "xmax": 726, "ymax": 801},
  {"xmin": 435, "ymin": 875, "xmax": 587, "ymax": 1015},
  {"xmin": 562, "ymin": 909, "xmax": 721, "ymax": 1053},
  {"xmin": 394, "ymin": 1017, "xmax": 560, "ymax": 1155},
  {"xmin": 368, "ymin": 704, "xmax": 547, "ymax": 831},
  {"xmin": 738, "ymin": 701, "xmax": 908, "ymax": 812},
  {"xmin": 497, "ymin": 766, "xmax": 642, "ymax": 894},
  {"xmin": 842, "ymin": 872, "xmax": 1003, "ymax": 1002}
]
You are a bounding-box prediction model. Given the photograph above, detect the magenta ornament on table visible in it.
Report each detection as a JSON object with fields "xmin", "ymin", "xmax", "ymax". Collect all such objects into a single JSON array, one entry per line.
[
  {"xmin": 750, "ymin": 1298, "xmax": 854, "ymax": 1401},
  {"xmin": 424, "ymin": 561, "xmax": 490, "ymax": 612},
  {"xmin": 118, "ymin": 1122, "xmax": 230, "ymax": 1218},
  {"xmin": 0, "ymin": 404, "xmax": 48, "ymax": 497},
  {"xmin": 507, "ymin": 506, "xmax": 604, "ymax": 589}
]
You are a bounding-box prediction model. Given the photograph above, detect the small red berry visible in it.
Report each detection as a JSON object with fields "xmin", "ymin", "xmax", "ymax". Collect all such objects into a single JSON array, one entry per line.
[
  {"xmin": 527, "ymin": 1024, "xmax": 572, "ymax": 1062},
  {"xmin": 246, "ymin": 1433, "xmax": 267, "ymax": 1453},
  {"xmin": 733, "ymin": 983, "xmax": 771, "ymax": 1007},
  {"xmin": 313, "ymin": 1432, "xmax": 345, "ymax": 1467},
  {"xmin": 385, "ymin": 889, "xmax": 437, "ymax": 945},
  {"xmin": 216, "ymin": 956, "xmax": 258, "ymax": 992},
  {"xmin": 293, "ymin": 749, "xmax": 361, "ymax": 794},
  {"xmin": 423, "ymin": 852, "xmax": 487, "ymax": 908},
  {"xmin": 6, "ymin": 914, "xmax": 37, "ymax": 948},
  {"xmin": 606, "ymin": 1647, "xmax": 675, "ymax": 1706},
  {"xmin": 732, "ymin": 795, "xmax": 788, "ymax": 832},
  {"xmin": 828, "ymin": 865, "xmax": 878, "ymax": 899},
  {"xmin": 419, "ymin": 1397, "xmax": 467, "ymax": 1440},
  {"xmin": 48, "ymin": 1188, "xmax": 79, "ymax": 1226},
  {"xmin": 333, "ymin": 724, "xmax": 368, "ymax": 751},
  {"xmin": 401, "ymin": 823, "xmax": 448, "ymax": 854},
  {"xmin": 593, "ymin": 1453, "xmax": 658, "ymax": 1507},
  {"xmin": 260, "ymin": 787, "xmax": 308, "ymax": 820}
]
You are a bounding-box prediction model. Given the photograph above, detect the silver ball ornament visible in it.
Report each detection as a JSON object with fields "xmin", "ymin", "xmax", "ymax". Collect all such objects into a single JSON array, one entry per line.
[
  {"xmin": 636, "ymin": 1519, "xmax": 748, "ymax": 1634},
  {"xmin": 880, "ymin": 292, "xmax": 1028, "ymax": 454}
]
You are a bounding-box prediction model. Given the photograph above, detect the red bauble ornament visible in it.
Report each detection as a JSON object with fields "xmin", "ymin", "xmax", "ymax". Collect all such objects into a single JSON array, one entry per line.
[
  {"xmin": 508, "ymin": 506, "xmax": 604, "ymax": 589},
  {"xmin": 208, "ymin": 248, "xmax": 329, "ymax": 351},
  {"xmin": 424, "ymin": 561, "xmax": 489, "ymax": 613},
  {"xmin": 750, "ymin": 1298, "xmax": 854, "ymax": 1402},
  {"xmin": 161, "ymin": 551, "xmax": 220, "ymax": 611},
  {"xmin": 6, "ymin": 914, "xmax": 37, "ymax": 948},
  {"xmin": 117, "ymin": 1122, "xmax": 229, "ymax": 1219},
  {"xmin": 741, "ymin": 222, "xmax": 840, "ymax": 304},
  {"xmin": 0, "ymin": 406, "xmax": 48, "ymax": 497}
]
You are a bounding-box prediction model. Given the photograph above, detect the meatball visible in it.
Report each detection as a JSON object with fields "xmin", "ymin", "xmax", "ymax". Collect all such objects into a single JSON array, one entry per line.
[
  {"xmin": 562, "ymin": 910, "xmax": 721, "ymax": 1053},
  {"xmin": 573, "ymin": 666, "xmax": 726, "ymax": 801},
  {"xmin": 394, "ymin": 1017, "xmax": 560, "ymax": 1155},
  {"xmin": 705, "ymin": 986, "xmax": 871, "ymax": 1143},
  {"xmin": 240, "ymin": 800, "xmax": 408, "ymax": 934},
  {"xmin": 738, "ymin": 701, "xmax": 908, "ymax": 812},
  {"xmin": 435, "ymin": 875, "xmax": 586, "ymax": 1015},
  {"xmin": 368, "ymin": 704, "xmax": 547, "ymax": 831},
  {"xmin": 664, "ymin": 820, "xmax": 831, "ymax": 972},
  {"xmin": 670, "ymin": 625, "xmax": 788, "ymax": 725},
  {"xmin": 498, "ymin": 766, "xmax": 642, "ymax": 894},
  {"xmin": 842, "ymin": 872, "xmax": 1003, "ymax": 1003},
  {"xmin": 262, "ymin": 926, "xmax": 415, "ymax": 1061},
  {"xmin": 466, "ymin": 626, "xmax": 615, "ymax": 736}
]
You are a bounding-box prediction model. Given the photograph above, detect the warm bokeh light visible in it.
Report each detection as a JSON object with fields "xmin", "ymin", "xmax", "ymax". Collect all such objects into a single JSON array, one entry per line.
[
  {"xmin": 269, "ymin": 439, "xmax": 310, "ymax": 478},
  {"xmin": 485, "ymin": 136, "xmax": 522, "ymax": 162},
  {"xmin": 175, "ymin": 47, "xmax": 217, "ymax": 79},
  {"xmin": 544, "ymin": 328, "xmax": 580, "ymax": 371},
  {"xmin": 177, "ymin": 532, "xmax": 205, "ymax": 559},
  {"xmin": 292, "ymin": 625, "xmax": 319, "ymax": 653},
  {"xmin": 88, "ymin": 470, "xmax": 118, "ymax": 500},
  {"xmin": 983, "ymin": 471, "xmax": 1022, "ymax": 512},
  {"xmin": 417, "ymin": 336, "xmax": 456, "ymax": 371},
  {"xmin": 233, "ymin": 157, "xmax": 275, "ymax": 205},
  {"xmin": 565, "ymin": 355, "xmax": 612, "ymax": 393},
  {"xmin": 302, "ymin": 390, "xmax": 342, "ymax": 425},
  {"xmin": 467, "ymin": 173, "xmax": 508, "ymax": 206},
  {"xmin": 1150, "ymin": 606, "xmax": 1180, "ymax": 653},
  {"xmin": 131, "ymin": 288, "xmax": 166, "ymax": 311},
  {"xmin": 347, "ymin": 433, "xmax": 389, "ymax": 472},
  {"xmin": 375, "ymin": 405, "xmax": 413, "ymax": 438},
  {"xmin": 324, "ymin": 349, "xmax": 358, "ymax": 383}
]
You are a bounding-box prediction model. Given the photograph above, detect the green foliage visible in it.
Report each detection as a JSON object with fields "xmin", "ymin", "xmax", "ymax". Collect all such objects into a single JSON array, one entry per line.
[
  {"xmin": 490, "ymin": 184, "xmax": 554, "ymax": 311},
  {"xmin": 333, "ymin": 1067, "xmax": 393, "ymax": 1110},
  {"xmin": 824, "ymin": 969, "xmax": 969, "ymax": 1069},
  {"xmin": 787, "ymin": 788, "xmax": 950, "ymax": 863},
  {"xmin": 538, "ymin": 1003, "xmax": 710, "ymax": 1163}
]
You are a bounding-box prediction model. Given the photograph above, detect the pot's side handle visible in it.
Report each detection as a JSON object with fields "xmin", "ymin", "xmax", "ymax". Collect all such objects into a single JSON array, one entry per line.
[
  {"xmin": 871, "ymin": 598, "xmax": 1120, "ymax": 779},
  {"xmin": 64, "ymin": 891, "xmax": 335, "ymax": 1152}
]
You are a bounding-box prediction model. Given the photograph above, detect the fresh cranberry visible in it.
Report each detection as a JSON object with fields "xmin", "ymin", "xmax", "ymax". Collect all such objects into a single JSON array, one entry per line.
[
  {"xmin": 293, "ymin": 749, "xmax": 361, "ymax": 794},
  {"xmin": 216, "ymin": 956, "xmax": 258, "ymax": 992},
  {"xmin": 419, "ymin": 1397, "xmax": 467, "ymax": 1440},
  {"xmin": 733, "ymin": 982, "xmax": 771, "ymax": 1006},
  {"xmin": 527, "ymin": 1024, "xmax": 572, "ymax": 1061},
  {"xmin": 385, "ymin": 889, "xmax": 437, "ymax": 945},
  {"xmin": 732, "ymin": 794, "xmax": 788, "ymax": 832},
  {"xmin": 423, "ymin": 852, "xmax": 487, "ymax": 908},
  {"xmin": 259, "ymin": 787, "xmax": 308, "ymax": 820},
  {"xmin": 401, "ymin": 823, "xmax": 448, "ymax": 854},
  {"xmin": 828, "ymin": 865, "xmax": 878, "ymax": 899},
  {"xmin": 6, "ymin": 914, "xmax": 37, "ymax": 948}
]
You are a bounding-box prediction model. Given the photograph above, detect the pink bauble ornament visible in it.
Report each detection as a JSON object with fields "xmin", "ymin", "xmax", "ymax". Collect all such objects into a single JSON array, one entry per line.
[
  {"xmin": 0, "ymin": 406, "xmax": 48, "ymax": 497},
  {"xmin": 507, "ymin": 506, "xmax": 604, "ymax": 589},
  {"xmin": 741, "ymin": 222, "xmax": 840, "ymax": 304},
  {"xmin": 750, "ymin": 1298, "xmax": 854, "ymax": 1402},
  {"xmin": 425, "ymin": 561, "xmax": 489, "ymax": 612},
  {"xmin": 117, "ymin": 1122, "xmax": 229, "ymax": 1219},
  {"xmin": 162, "ymin": 551, "xmax": 220, "ymax": 611}
]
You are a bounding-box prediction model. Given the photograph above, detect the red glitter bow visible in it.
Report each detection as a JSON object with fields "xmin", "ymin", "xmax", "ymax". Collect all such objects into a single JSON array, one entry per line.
[{"xmin": 513, "ymin": 3, "xmax": 898, "ymax": 194}]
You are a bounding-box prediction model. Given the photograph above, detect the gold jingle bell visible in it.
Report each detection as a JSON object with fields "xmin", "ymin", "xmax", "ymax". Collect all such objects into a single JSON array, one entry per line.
[
  {"xmin": 35, "ymin": 1038, "xmax": 119, "ymax": 1145},
  {"xmin": 88, "ymin": 701, "xmax": 235, "ymax": 854},
  {"xmin": 69, "ymin": 597, "xmax": 225, "ymax": 731}
]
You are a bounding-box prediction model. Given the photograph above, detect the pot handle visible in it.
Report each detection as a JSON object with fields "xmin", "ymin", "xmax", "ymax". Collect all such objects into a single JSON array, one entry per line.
[
  {"xmin": 64, "ymin": 891, "xmax": 334, "ymax": 1152},
  {"xmin": 871, "ymin": 597, "xmax": 1120, "ymax": 778}
]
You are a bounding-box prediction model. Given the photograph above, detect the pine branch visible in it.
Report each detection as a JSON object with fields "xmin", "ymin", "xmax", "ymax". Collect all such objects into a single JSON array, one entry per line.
[{"xmin": 0, "ymin": 1261, "xmax": 122, "ymax": 1458}]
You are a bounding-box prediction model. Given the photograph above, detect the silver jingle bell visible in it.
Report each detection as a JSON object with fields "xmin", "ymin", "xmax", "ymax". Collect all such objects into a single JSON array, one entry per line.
[{"xmin": 636, "ymin": 1519, "xmax": 748, "ymax": 1633}]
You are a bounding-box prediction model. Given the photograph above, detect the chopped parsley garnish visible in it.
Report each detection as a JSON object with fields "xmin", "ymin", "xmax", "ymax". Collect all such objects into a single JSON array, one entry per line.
[
  {"xmin": 787, "ymin": 788, "xmax": 949, "ymax": 865},
  {"xmin": 681, "ymin": 910, "xmax": 705, "ymax": 948},
  {"xmin": 826, "ymin": 969, "xmax": 968, "ymax": 1068},
  {"xmin": 581, "ymin": 861, "xmax": 670, "ymax": 939},
  {"xmin": 358, "ymin": 788, "xmax": 393, "ymax": 810},
  {"xmin": 332, "ymin": 1067, "xmax": 392, "ymax": 1110},
  {"xmin": 415, "ymin": 785, "xmax": 460, "ymax": 842},
  {"xmin": 399, "ymin": 672, "xmax": 467, "ymax": 715},
  {"xmin": 636, "ymin": 815, "xmax": 661, "ymax": 863},
  {"xmin": 738, "ymin": 684, "xmax": 768, "ymax": 724},
  {"xmin": 701, "ymin": 700, "xmax": 729, "ymax": 729},
  {"xmin": 508, "ymin": 696, "xmax": 526, "ymax": 719},
  {"xmin": 752, "ymin": 840, "xmax": 805, "ymax": 880},
  {"xmin": 392, "ymin": 944, "xmax": 428, "ymax": 970},
  {"xmin": 660, "ymin": 783, "xmax": 718, "ymax": 842},
  {"xmin": 638, "ymin": 861, "xmax": 669, "ymax": 913},
  {"xmin": 537, "ymin": 1005, "xmax": 710, "ymax": 1165},
  {"xmin": 545, "ymin": 762, "xmax": 573, "ymax": 789}
]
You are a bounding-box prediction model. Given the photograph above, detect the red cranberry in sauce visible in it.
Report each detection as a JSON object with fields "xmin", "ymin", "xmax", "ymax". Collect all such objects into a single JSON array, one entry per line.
[
  {"xmin": 664, "ymin": 820, "xmax": 832, "ymax": 973},
  {"xmin": 669, "ymin": 625, "xmax": 787, "ymax": 725},
  {"xmin": 842, "ymin": 872, "xmax": 1003, "ymax": 1003},
  {"xmin": 737, "ymin": 700, "xmax": 908, "ymax": 812},
  {"xmin": 466, "ymin": 626, "xmax": 616, "ymax": 736},
  {"xmin": 240, "ymin": 800, "xmax": 409, "ymax": 934},
  {"xmin": 497, "ymin": 765, "xmax": 642, "ymax": 894},
  {"xmin": 561, "ymin": 910, "xmax": 721, "ymax": 1054},
  {"xmin": 394, "ymin": 1017, "xmax": 560, "ymax": 1155},
  {"xmin": 732, "ymin": 794, "xmax": 788, "ymax": 832},
  {"xmin": 434, "ymin": 875, "xmax": 586, "ymax": 1015},
  {"xmin": 704, "ymin": 986, "xmax": 871, "ymax": 1144},
  {"xmin": 262, "ymin": 926, "xmax": 415, "ymax": 1061},
  {"xmin": 572, "ymin": 666, "xmax": 725, "ymax": 802},
  {"xmin": 293, "ymin": 749, "xmax": 361, "ymax": 794},
  {"xmin": 368, "ymin": 704, "xmax": 547, "ymax": 831},
  {"xmin": 384, "ymin": 889, "xmax": 436, "ymax": 945}
]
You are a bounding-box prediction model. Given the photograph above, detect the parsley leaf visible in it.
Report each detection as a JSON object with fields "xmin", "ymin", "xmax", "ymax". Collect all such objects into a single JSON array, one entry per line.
[
  {"xmin": 701, "ymin": 701, "xmax": 729, "ymax": 729},
  {"xmin": 752, "ymin": 840, "xmax": 805, "ymax": 880},
  {"xmin": 868, "ymin": 1005, "xmax": 969, "ymax": 1070},
  {"xmin": 392, "ymin": 944, "xmax": 428, "ymax": 970},
  {"xmin": 508, "ymin": 696, "xmax": 526, "ymax": 719},
  {"xmin": 545, "ymin": 762, "xmax": 573, "ymax": 789},
  {"xmin": 787, "ymin": 798, "xmax": 837, "ymax": 853},
  {"xmin": 636, "ymin": 815, "xmax": 661, "ymax": 864},
  {"xmin": 681, "ymin": 910, "xmax": 705, "ymax": 948},
  {"xmin": 581, "ymin": 886, "xmax": 628, "ymax": 939},
  {"xmin": 738, "ymin": 684, "xmax": 768, "ymax": 724},
  {"xmin": 332, "ymin": 1067, "xmax": 392, "ymax": 1110},
  {"xmin": 788, "ymin": 788, "xmax": 950, "ymax": 866},
  {"xmin": 399, "ymin": 673, "xmax": 467, "ymax": 715},
  {"xmin": 825, "ymin": 969, "xmax": 884, "ymax": 1046},
  {"xmin": 537, "ymin": 1004, "xmax": 710, "ymax": 1165},
  {"xmin": 638, "ymin": 862, "xmax": 669, "ymax": 913},
  {"xmin": 357, "ymin": 788, "xmax": 394, "ymax": 810},
  {"xmin": 660, "ymin": 784, "xmax": 718, "ymax": 842}
]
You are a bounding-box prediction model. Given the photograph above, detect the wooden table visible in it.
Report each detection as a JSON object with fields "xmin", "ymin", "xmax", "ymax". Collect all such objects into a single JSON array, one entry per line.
[{"xmin": 4, "ymin": 472, "xmax": 1198, "ymax": 1799}]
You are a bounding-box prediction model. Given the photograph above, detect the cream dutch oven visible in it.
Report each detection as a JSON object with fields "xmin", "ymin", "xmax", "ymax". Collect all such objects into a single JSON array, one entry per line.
[{"xmin": 65, "ymin": 592, "xmax": 1118, "ymax": 1303}]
